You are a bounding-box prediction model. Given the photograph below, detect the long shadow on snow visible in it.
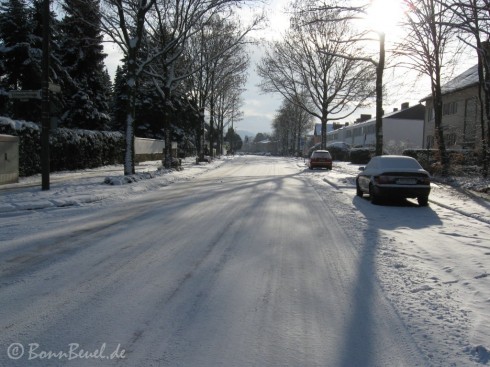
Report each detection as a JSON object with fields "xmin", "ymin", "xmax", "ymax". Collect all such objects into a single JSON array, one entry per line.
[{"xmin": 336, "ymin": 196, "xmax": 442, "ymax": 366}]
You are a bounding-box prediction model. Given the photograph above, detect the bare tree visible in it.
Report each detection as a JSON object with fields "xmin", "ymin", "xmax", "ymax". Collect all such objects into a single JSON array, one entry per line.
[
  {"xmin": 257, "ymin": 1, "xmax": 374, "ymax": 149},
  {"xmin": 273, "ymin": 97, "xmax": 314, "ymax": 155},
  {"xmin": 215, "ymin": 74, "xmax": 247, "ymax": 155},
  {"xmin": 183, "ymin": 13, "xmax": 261, "ymax": 160},
  {"xmin": 313, "ymin": 0, "xmax": 386, "ymax": 155},
  {"xmin": 396, "ymin": 0, "xmax": 462, "ymax": 174},
  {"xmin": 149, "ymin": 13, "xmax": 259, "ymax": 165},
  {"xmin": 204, "ymin": 18, "xmax": 250, "ymax": 157},
  {"xmin": 99, "ymin": 0, "xmax": 261, "ymax": 174},
  {"xmin": 440, "ymin": 0, "xmax": 490, "ymax": 176},
  {"xmin": 272, "ymin": 111, "xmax": 294, "ymax": 155}
]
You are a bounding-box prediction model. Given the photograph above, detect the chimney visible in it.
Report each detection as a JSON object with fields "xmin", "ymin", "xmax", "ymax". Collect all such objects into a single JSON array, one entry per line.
[
  {"xmin": 401, "ymin": 102, "xmax": 409, "ymax": 110},
  {"xmin": 360, "ymin": 114, "xmax": 372, "ymax": 122},
  {"xmin": 393, "ymin": 108, "xmax": 398, "ymax": 112}
]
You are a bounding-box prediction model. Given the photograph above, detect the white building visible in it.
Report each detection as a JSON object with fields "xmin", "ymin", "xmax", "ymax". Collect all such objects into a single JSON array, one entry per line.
[
  {"xmin": 327, "ymin": 103, "xmax": 426, "ymax": 153},
  {"xmin": 420, "ymin": 64, "xmax": 482, "ymax": 150}
]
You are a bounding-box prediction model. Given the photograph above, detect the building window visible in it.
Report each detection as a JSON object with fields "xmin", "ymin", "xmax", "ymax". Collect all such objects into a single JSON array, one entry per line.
[
  {"xmin": 426, "ymin": 135, "xmax": 434, "ymax": 149},
  {"xmin": 427, "ymin": 107, "xmax": 434, "ymax": 121},
  {"xmin": 442, "ymin": 101, "xmax": 458, "ymax": 116},
  {"xmin": 445, "ymin": 133, "xmax": 457, "ymax": 146}
]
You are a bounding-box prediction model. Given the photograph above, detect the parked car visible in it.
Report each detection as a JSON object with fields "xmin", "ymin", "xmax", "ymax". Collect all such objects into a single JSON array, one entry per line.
[
  {"xmin": 356, "ymin": 155, "xmax": 431, "ymax": 206},
  {"xmin": 309, "ymin": 150, "xmax": 333, "ymax": 170}
]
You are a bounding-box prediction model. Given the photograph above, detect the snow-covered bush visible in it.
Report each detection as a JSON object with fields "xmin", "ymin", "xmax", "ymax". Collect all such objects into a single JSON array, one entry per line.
[
  {"xmin": 402, "ymin": 149, "xmax": 481, "ymax": 174},
  {"xmin": 0, "ymin": 117, "xmax": 124, "ymax": 176},
  {"xmin": 49, "ymin": 128, "xmax": 124, "ymax": 171},
  {"xmin": 349, "ymin": 148, "xmax": 372, "ymax": 164}
]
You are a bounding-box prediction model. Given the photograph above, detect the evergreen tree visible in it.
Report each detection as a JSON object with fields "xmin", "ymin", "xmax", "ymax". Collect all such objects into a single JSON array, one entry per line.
[
  {"xmin": 225, "ymin": 127, "xmax": 242, "ymax": 153},
  {"xmin": 59, "ymin": 0, "xmax": 111, "ymax": 130},
  {"xmin": 0, "ymin": 0, "xmax": 41, "ymax": 120},
  {"xmin": 111, "ymin": 64, "xmax": 129, "ymax": 132},
  {"xmin": 31, "ymin": 0, "xmax": 67, "ymax": 124},
  {"xmin": 0, "ymin": 0, "xmax": 31, "ymax": 88},
  {"xmin": 0, "ymin": 0, "xmax": 67, "ymax": 122}
]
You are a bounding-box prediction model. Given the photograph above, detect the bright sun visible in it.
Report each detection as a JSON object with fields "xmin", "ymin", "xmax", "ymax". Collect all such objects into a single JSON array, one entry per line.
[{"xmin": 365, "ymin": 0, "xmax": 405, "ymax": 34}]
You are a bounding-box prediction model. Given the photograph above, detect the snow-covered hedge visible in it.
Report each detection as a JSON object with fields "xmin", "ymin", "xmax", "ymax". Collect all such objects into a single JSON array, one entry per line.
[
  {"xmin": 349, "ymin": 148, "xmax": 373, "ymax": 164},
  {"xmin": 402, "ymin": 149, "xmax": 481, "ymax": 171},
  {"xmin": 0, "ymin": 117, "xmax": 124, "ymax": 176}
]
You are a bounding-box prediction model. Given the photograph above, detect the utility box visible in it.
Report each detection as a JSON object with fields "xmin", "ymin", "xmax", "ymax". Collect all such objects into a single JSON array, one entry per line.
[{"xmin": 0, "ymin": 134, "xmax": 19, "ymax": 185}]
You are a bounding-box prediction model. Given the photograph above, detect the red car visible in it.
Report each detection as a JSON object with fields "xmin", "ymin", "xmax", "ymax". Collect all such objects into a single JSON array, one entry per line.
[{"xmin": 309, "ymin": 150, "xmax": 333, "ymax": 170}]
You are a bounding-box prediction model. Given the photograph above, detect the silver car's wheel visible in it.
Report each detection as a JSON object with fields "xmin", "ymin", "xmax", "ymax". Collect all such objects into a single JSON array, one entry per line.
[
  {"xmin": 418, "ymin": 196, "xmax": 429, "ymax": 206},
  {"xmin": 356, "ymin": 181, "xmax": 363, "ymax": 197},
  {"xmin": 369, "ymin": 184, "xmax": 380, "ymax": 205}
]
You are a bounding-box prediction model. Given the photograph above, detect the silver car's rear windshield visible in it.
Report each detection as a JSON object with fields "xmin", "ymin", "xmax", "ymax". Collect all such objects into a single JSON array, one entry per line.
[{"xmin": 378, "ymin": 158, "xmax": 422, "ymax": 169}]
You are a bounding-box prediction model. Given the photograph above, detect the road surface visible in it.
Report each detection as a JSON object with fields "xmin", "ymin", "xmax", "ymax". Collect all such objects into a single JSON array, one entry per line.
[{"xmin": 1, "ymin": 156, "xmax": 428, "ymax": 366}]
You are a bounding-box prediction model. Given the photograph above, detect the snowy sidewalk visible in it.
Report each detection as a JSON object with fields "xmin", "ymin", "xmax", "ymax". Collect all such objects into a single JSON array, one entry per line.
[{"xmin": 0, "ymin": 157, "xmax": 228, "ymax": 214}]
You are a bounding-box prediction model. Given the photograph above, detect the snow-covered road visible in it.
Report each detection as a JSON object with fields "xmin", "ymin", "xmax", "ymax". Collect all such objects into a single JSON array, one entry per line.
[{"xmin": 0, "ymin": 156, "xmax": 488, "ymax": 366}]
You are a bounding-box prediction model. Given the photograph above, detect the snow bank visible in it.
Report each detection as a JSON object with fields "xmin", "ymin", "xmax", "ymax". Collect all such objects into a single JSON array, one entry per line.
[{"xmin": 0, "ymin": 157, "xmax": 228, "ymax": 213}]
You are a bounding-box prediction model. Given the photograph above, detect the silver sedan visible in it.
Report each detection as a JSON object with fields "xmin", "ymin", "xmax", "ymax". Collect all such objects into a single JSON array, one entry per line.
[{"xmin": 356, "ymin": 155, "xmax": 431, "ymax": 206}]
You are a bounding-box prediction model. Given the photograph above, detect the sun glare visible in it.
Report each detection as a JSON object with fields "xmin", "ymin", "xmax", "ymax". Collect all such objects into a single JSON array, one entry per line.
[{"xmin": 366, "ymin": 0, "xmax": 405, "ymax": 34}]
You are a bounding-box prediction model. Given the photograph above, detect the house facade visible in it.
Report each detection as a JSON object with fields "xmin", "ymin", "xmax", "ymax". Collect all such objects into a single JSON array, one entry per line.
[
  {"xmin": 326, "ymin": 103, "xmax": 425, "ymax": 153},
  {"xmin": 421, "ymin": 65, "xmax": 482, "ymax": 150}
]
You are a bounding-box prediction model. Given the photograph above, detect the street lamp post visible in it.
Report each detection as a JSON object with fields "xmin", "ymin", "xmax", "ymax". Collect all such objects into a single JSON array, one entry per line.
[
  {"xmin": 200, "ymin": 107, "xmax": 205, "ymax": 160},
  {"xmin": 41, "ymin": 0, "xmax": 50, "ymax": 190}
]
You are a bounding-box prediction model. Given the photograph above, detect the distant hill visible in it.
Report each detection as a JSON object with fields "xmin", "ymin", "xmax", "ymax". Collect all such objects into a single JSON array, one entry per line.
[{"xmin": 236, "ymin": 130, "xmax": 256, "ymax": 140}]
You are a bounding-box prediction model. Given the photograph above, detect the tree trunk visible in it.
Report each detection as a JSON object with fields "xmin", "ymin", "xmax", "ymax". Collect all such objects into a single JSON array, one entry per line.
[
  {"xmin": 209, "ymin": 93, "xmax": 215, "ymax": 158},
  {"xmin": 162, "ymin": 86, "xmax": 173, "ymax": 169},
  {"xmin": 375, "ymin": 32, "xmax": 385, "ymax": 156},
  {"xmin": 124, "ymin": 111, "xmax": 135, "ymax": 175},
  {"xmin": 482, "ymin": 42, "xmax": 490, "ymax": 177},
  {"xmin": 124, "ymin": 61, "xmax": 137, "ymax": 176},
  {"xmin": 297, "ymin": 124, "xmax": 301, "ymax": 156},
  {"xmin": 430, "ymin": 8, "xmax": 449, "ymax": 175},
  {"xmin": 218, "ymin": 117, "xmax": 223, "ymax": 156},
  {"xmin": 433, "ymin": 79, "xmax": 449, "ymax": 175},
  {"xmin": 321, "ymin": 115, "xmax": 327, "ymax": 150},
  {"xmin": 164, "ymin": 118, "xmax": 172, "ymax": 169},
  {"xmin": 476, "ymin": 42, "xmax": 488, "ymax": 177}
]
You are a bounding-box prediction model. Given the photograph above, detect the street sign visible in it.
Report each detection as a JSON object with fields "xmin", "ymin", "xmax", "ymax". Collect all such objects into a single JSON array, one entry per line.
[{"xmin": 8, "ymin": 90, "xmax": 42, "ymax": 100}]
